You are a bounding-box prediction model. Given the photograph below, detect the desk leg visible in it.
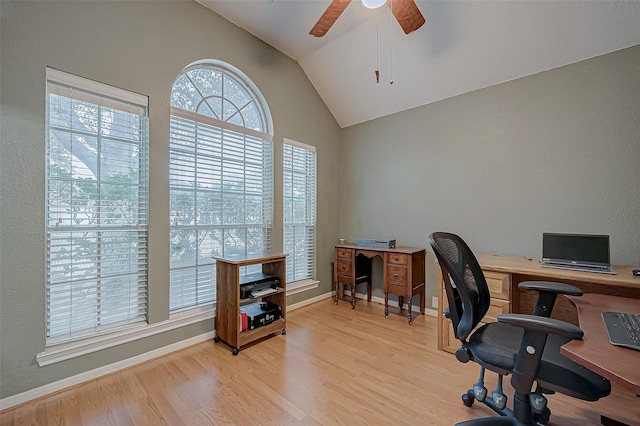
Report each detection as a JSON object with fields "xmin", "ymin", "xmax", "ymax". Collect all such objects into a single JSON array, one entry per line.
[
  {"xmin": 420, "ymin": 289, "xmax": 425, "ymax": 315},
  {"xmin": 334, "ymin": 280, "xmax": 339, "ymax": 304},
  {"xmin": 351, "ymin": 285, "xmax": 356, "ymax": 309},
  {"xmin": 407, "ymin": 297, "xmax": 413, "ymax": 325},
  {"xmin": 384, "ymin": 293, "xmax": 389, "ymax": 318}
]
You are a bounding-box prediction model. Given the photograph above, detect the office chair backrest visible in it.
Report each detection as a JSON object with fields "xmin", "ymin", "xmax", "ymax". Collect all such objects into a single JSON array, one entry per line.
[{"xmin": 428, "ymin": 232, "xmax": 491, "ymax": 342}]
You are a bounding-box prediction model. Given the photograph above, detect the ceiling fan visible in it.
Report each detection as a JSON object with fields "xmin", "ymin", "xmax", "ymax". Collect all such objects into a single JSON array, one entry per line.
[{"xmin": 309, "ymin": 0, "xmax": 425, "ymax": 37}]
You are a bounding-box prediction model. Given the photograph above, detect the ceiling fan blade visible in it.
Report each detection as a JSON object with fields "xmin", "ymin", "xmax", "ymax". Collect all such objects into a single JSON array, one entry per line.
[
  {"xmin": 388, "ymin": 0, "xmax": 425, "ymax": 34},
  {"xmin": 309, "ymin": 0, "xmax": 351, "ymax": 37}
]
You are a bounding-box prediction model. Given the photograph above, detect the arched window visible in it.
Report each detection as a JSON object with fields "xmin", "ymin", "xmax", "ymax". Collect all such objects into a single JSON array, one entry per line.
[{"xmin": 169, "ymin": 61, "xmax": 273, "ymax": 312}]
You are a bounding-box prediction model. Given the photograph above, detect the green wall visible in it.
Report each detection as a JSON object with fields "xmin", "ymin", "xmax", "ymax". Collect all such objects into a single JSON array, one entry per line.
[
  {"xmin": 0, "ymin": 0, "xmax": 341, "ymax": 399},
  {"xmin": 2, "ymin": 0, "xmax": 640, "ymax": 403},
  {"xmin": 340, "ymin": 45, "xmax": 640, "ymax": 305}
]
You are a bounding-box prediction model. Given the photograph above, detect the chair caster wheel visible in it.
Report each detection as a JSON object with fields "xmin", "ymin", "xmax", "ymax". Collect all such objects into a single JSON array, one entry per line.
[
  {"xmin": 232, "ymin": 347, "xmax": 239, "ymax": 356},
  {"xmin": 492, "ymin": 391, "xmax": 507, "ymax": 411},
  {"xmin": 473, "ymin": 384, "xmax": 487, "ymax": 402},
  {"xmin": 533, "ymin": 407, "xmax": 550, "ymax": 425},
  {"xmin": 214, "ymin": 335, "xmax": 220, "ymax": 343},
  {"xmin": 281, "ymin": 329, "xmax": 286, "ymax": 335},
  {"xmin": 462, "ymin": 391, "xmax": 475, "ymax": 407}
]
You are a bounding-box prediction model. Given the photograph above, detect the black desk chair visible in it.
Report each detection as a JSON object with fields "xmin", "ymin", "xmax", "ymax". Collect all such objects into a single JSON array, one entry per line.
[{"xmin": 428, "ymin": 232, "xmax": 610, "ymax": 426}]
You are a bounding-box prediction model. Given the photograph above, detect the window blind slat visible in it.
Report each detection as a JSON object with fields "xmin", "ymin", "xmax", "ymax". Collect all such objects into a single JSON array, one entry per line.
[
  {"xmin": 283, "ymin": 141, "xmax": 317, "ymax": 284},
  {"xmin": 46, "ymin": 70, "xmax": 149, "ymax": 345},
  {"xmin": 169, "ymin": 65, "xmax": 273, "ymax": 313},
  {"xmin": 47, "ymin": 67, "xmax": 148, "ymax": 113}
]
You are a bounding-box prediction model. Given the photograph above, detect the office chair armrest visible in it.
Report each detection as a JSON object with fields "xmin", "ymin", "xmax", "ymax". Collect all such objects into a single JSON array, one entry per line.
[
  {"xmin": 517, "ymin": 281, "xmax": 583, "ymax": 317},
  {"xmin": 518, "ymin": 281, "xmax": 583, "ymax": 296},
  {"xmin": 497, "ymin": 314, "xmax": 584, "ymax": 340},
  {"xmin": 499, "ymin": 313, "xmax": 584, "ymax": 399}
]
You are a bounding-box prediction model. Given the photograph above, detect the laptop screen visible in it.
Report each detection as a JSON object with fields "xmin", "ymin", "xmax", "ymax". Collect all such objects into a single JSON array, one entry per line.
[{"xmin": 542, "ymin": 233, "xmax": 610, "ymax": 265}]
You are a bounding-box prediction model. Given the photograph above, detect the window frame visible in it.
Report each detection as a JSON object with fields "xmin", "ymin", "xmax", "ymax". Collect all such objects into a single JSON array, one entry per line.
[
  {"xmin": 44, "ymin": 67, "xmax": 149, "ymax": 347},
  {"xmin": 283, "ymin": 138, "xmax": 318, "ymax": 292},
  {"xmin": 168, "ymin": 62, "xmax": 274, "ymax": 314}
]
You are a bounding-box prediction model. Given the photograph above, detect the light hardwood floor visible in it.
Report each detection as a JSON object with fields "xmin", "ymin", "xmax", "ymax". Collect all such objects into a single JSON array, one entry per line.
[{"xmin": 2, "ymin": 298, "xmax": 639, "ymax": 425}]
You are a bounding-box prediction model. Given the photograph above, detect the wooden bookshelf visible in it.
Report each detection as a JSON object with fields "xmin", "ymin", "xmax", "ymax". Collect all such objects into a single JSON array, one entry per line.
[{"xmin": 213, "ymin": 252, "xmax": 287, "ymax": 355}]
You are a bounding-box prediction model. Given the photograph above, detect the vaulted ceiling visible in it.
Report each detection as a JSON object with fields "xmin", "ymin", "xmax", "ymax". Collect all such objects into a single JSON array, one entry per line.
[{"xmin": 198, "ymin": 0, "xmax": 640, "ymax": 128}]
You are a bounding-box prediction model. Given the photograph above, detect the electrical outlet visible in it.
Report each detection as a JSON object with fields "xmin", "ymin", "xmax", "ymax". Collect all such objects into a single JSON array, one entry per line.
[{"xmin": 432, "ymin": 296, "xmax": 438, "ymax": 308}]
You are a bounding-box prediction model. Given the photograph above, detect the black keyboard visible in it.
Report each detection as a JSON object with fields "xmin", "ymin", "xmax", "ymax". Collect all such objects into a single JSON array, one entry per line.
[
  {"xmin": 619, "ymin": 312, "xmax": 640, "ymax": 344},
  {"xmin": 602, "ymin": 311, "xmax": 640, "ymax": 351}
]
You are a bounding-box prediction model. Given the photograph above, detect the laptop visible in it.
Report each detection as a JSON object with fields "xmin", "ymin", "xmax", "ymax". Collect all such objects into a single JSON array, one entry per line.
[
  {"xmin": 541, "ymin": 233, "xmax": 616, "ymax": 274},
  {"xmin": 602, "ymin": 311, "xmax": 640, "ymax": 351}
]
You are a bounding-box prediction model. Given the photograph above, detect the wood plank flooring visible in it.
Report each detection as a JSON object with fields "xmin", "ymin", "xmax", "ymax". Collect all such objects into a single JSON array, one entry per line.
[{"xmin": 2, "ymin": 298, "xmax": 639, "ymax": 425}]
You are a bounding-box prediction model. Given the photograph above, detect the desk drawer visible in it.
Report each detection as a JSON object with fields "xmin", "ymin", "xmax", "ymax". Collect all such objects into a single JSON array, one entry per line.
[
  {"xmin": 483, "ymin": 299, "xmax": 510, "ymax": 323},
  {"xmin": 336, "ymin": 249, "xmax": 352, "ymax": 258},
  {"xmin": 485, "ymin": 271, "xmax": 511, "ymax": 300},
  {"xmin": 336, "ymin": 275, "xmax": 354, "ymax": 286},
  {"xmin": 336, "ymin": 258, "xmax": 353, "ymax": 276},
  {"xmin": 387, "ymin": 265, "xmax": 408, "ymax": 286},
  {"xmin": 388, "ymin": 253, "xmax": 408, "ymax": 265},
  {"xmin": 387, "ymin": 283, "xmax": 408, "ymax": 296}
]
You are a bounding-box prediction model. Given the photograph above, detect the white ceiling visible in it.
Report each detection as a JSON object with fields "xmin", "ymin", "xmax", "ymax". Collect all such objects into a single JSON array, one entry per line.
[{"xmin": 198, "ymin": 0, "xmax": 640, "ymax": 128}]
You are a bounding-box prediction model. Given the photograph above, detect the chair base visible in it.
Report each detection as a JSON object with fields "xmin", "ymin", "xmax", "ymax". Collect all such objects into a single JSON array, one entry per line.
[
  {"xmin": 463, "ymin": 391, "xmax": 514, "ymax": 418},
  {"xmin": 460, "ymin": 388, "xmax": 550, "ymax": 426}
]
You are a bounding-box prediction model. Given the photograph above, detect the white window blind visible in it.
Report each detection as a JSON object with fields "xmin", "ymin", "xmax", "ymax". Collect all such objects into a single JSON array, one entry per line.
[
  {"xmin": 45, "ymin": 68, "xmax": 149, "ymax": 345},
  {"xmin": 283, "ymin": 139, "xmax": 317, "ymax": 283},
  {"xmin": 169, "ymin": 63, "xmax": 273, "ymax": 312}
]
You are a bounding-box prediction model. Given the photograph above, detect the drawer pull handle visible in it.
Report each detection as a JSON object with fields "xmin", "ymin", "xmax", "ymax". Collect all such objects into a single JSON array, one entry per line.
[
  {"xmin": 393, "ymin": 273, "xmax": 400, "ymax": 278},
  {"xmin": 341, "ymin": 265, "xmax": 346, "ymax": 270}
]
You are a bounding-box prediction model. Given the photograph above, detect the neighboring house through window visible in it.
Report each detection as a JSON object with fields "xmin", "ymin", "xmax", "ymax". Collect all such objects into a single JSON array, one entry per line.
[
  {"xmin": 283, "ymin": 139, "xmax": 317, "ymax": 289},
  {"xmin": 45, "ymin": 68, "xmax": 149, "ymax": 345},
  {"xmin": 169, "ymin": 61, "xmax": 273, "ymax": 312}
]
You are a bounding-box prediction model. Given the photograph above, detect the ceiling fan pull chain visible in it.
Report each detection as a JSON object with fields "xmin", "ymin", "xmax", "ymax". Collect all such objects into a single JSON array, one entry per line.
[
  {"xmin": 389, "ymin": 54, "xmax": 393, "ymax": 84},
  {"xmin": 389, "ymin": 0, "xmax": 394, "ymax": 84},
  {"xmin": 375, "ymin": 4, "xmax": 380, "ymax": 83}
]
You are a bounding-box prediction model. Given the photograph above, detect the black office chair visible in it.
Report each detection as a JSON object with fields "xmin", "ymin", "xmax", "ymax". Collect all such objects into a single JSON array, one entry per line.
[{"xmin": 428, "ymin": 232, "xmax": 610, "ymax": 426}]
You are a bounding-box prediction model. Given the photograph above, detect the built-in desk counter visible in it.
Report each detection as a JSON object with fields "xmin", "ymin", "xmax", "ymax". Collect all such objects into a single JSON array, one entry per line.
[{"xmin": 437, "ymin": 253, "xmax": 640, "ymax": 353}]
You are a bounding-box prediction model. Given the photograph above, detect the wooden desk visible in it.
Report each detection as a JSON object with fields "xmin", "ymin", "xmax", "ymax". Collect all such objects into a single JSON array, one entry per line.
[
  {"xmin": 437, "ymin": 254, "xmax": 640, "ymax": 353},
  {"xmin": 334, "ymin": 244, "xmax": 426, "ymax": 324},
  {"xmin": 562, "ymin": 294, "xmax": 640, "ymax": 395}
]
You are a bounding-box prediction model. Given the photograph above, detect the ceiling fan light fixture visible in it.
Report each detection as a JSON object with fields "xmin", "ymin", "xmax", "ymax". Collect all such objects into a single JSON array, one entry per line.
[
  {"xmin": 310, "ymin": 0, "xmax": 423, "ymax": 37},
  {"xmin": 362, "ymin": 0, "xmax": 387, "ymax": 9}
]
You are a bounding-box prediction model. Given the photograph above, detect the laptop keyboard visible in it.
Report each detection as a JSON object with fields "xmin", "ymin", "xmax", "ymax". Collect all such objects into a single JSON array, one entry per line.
[
  {"xmin": 589, "ymin": 265, "xmax": 609, "ymax": 271},
  {"xmin": 619, "ymin": 313, "xmax": 640, "ymax": 345},
  {"xmin": 603, "ymin": 311, "xmax": 640, "ymax": 350},
  {"xmin": 541, "ymin": 262, "xmax": 616, "ymax": 275}
]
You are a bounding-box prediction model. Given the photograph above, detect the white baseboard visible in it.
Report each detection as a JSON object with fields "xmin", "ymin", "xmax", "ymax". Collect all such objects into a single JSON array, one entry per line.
[
  {"xmin": 1, "ymin": 290, "xmax": 435, "ymax": 411},
  {"xmin": 0, "ymin": 293, "xmax": 336, "ymax": 411},
  {"xmin": 0, "ymin": 332, "xmax": 215, "ymax": 411},
  {"xmin": 287, "ymin": 290, "xmax": 438, "ymax": 317},
  {"xmin": 287, "ymin": 291, "xmax": 334, "ymax": 311},
  {"xmin": 340, "ymin": 290, "xmax": 438, "ymax": 317}
]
